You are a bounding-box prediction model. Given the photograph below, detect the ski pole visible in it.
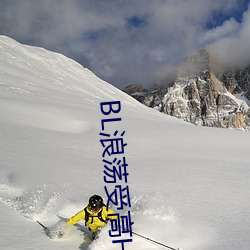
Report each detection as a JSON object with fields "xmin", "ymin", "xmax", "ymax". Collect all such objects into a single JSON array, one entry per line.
[
  {"xmin": 37, "ymin": 220, "xmax": 48, "ymax": 230},
  {"xmin": 131, "ymin": 231, "xmax": 181, "ymax": 250}
]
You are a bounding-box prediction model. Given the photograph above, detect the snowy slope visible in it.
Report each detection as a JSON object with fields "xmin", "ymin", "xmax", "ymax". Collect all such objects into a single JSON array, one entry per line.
[{"xmin": 0, "ymin": 36, "xmax": 250, "ymax": 250}]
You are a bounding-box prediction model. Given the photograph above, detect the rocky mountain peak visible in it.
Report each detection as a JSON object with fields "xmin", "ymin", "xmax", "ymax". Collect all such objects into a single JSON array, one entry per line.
[
  {"xmin": 177, "ymin": 48, "xmax": 210, "ymax": 78},
  {"xmin": 123, "ymin": 49, "xmax": 250, "ymax": 130}
]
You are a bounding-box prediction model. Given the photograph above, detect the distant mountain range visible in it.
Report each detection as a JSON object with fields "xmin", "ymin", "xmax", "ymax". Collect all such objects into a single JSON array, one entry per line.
[{"xmin": 123, "ymin": 49, "xmax": 250, "ymax": 130}]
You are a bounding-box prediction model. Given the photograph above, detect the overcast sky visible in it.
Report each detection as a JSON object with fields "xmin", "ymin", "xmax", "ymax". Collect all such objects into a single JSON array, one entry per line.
[{"xmin": 0, "ymin": 0, "xmax": 249, "ymax": 89}]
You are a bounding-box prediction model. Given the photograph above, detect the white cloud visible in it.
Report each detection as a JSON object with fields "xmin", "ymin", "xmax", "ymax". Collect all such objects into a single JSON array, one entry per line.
[
  {"xmin": 0, "ymin": 0, "xmax": 249, "ymax": 88},
  {"xmin": 200, "ymin": 18, "xmax": 240, "ymax": 45},
  {"xmin": 209, "ymin": 5, "xmax": 250, "ymax": 68}
]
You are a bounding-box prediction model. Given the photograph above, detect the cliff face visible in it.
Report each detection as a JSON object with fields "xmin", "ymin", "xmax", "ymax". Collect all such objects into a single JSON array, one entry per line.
[
  {"xmin": 217, "ymin": 66, "xmax": 250, "ymax": 99},
  {"xmin": 123, "ymin": 49, "xmax": 250, "ymax": 130}
]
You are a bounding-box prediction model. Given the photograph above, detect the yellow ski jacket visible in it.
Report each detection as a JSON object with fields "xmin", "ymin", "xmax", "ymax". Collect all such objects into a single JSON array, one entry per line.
[{"xmin": 67, "ymin": 205, "xmax": 117, "ymax": 233}]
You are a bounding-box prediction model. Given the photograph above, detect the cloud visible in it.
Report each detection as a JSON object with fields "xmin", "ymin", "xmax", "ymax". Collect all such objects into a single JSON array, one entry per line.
[
  {"xmin": 209, "ymin": 4, "xmax": 250, "ymax": 69},
  {"xmin": 200, "ymin": 18, "xmax": 240, "ymax": 45},
  {"xmin": 0, "ymin": 0, "xmax": 249, "ymax": 88}
]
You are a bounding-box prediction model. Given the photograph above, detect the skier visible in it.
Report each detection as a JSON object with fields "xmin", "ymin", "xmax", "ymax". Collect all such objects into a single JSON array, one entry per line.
[{"xmin": 66, "ymin": 194, "xmax": 117, "ymax": 239}]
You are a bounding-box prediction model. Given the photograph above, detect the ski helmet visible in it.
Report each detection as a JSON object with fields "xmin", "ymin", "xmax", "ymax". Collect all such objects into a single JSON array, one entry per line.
[{"xmin": 89, "ymin": 195, "xmax": 103, "ymax": 211}]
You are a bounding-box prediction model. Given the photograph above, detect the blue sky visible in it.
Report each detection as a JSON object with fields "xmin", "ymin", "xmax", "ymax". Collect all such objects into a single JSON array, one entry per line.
[
  {"xmin": 206, "ymin": 0, "xmax": 249, "ymax": 28},
  {"xmin": 0, "ymin": 0, "xmax": 249, "ymax": 89}
]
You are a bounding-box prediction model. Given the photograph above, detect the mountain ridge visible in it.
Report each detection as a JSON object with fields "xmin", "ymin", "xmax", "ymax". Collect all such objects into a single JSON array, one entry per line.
[{"xmin": 123, "ymin": 49, "xmax": 250, "ymax": 130}]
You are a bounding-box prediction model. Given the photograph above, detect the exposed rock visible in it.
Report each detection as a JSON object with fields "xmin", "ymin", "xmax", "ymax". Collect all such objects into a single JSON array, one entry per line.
[
  {"xmin": 217, "ymin": 66, "xmax": 250, "ymax": 99},
  {"xmin": 123, "ymin": 84, "xmax": 147, "ymax": 103},
  {"xmin": 123, "ymin": 49, "xmax": 250, "ymax": 130},
  {"xmin": 123, "ymin": 83, "xmax": 146, "ymax": 95}
]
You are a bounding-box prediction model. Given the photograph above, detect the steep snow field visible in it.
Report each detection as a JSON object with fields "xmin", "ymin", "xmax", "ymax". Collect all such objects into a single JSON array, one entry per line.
[{"xmin": 0, "ymin": 36, "xmax": 250, "ymax": 250}]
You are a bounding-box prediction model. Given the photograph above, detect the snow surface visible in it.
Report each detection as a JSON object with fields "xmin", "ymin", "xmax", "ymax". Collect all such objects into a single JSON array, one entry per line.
[{"xmin": 0, "ymin": 35, "xmax": 250, "ymax": 250}]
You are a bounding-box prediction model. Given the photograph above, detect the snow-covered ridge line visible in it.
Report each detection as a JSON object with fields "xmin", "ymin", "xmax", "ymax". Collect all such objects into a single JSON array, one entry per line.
[
  {"xmin": 0, "ymin": 35, "xmax": 144, "ymax": 107},
  {"xmin": 1, "ymin": 36, "xmax": 250, "ymax": 250}
]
